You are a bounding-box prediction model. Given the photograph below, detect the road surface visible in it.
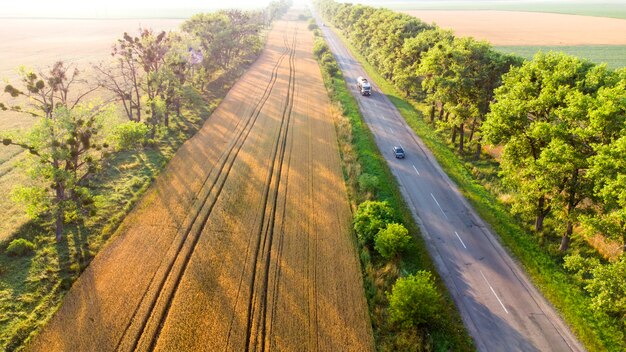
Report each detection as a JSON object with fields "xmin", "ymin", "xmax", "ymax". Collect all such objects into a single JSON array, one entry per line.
[{"xmin": 315, "ymin": 14, "xmax": 585, "ymax": 352}]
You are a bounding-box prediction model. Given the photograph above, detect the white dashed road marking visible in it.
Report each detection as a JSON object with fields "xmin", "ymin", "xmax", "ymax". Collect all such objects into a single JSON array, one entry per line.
[
  {"xmin": 430, "ymin": 193, "xmax": 448, "ymax": 219},
  {"xmin": 480, "ymin": 270, "xmax": 509, "ymax": 314},
  {"xmin": 454, "ymin": 231, "xmax": 467, "ymax": 249}
]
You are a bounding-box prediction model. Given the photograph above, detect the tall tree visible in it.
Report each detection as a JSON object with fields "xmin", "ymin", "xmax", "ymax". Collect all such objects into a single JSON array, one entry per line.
[
  {"xmin": 393, "ymin": 28, "xmax": 454, "ymax": 99},
  {"xmin": 114, "ymin": 28, "xmax": 171, "ymax": 132},
  {"xmin": 587, "ymin": 135, "xmax": 626, "ymax": 254},
  {"xmin": 2, "ymin": 62, "xmax": 97, "ymax": 119},
  {"xmin": 484, "ymin": 53, "xmax": 611, "ymax": 250},
  {"xmin": 3, "ymin": 103, "xmax": 112, "ymax": 241},
  {"xmin": 94, "ymin": 58, "xmax": 142, "ymax": 122},
  {"xmin": 2, "ymin": 62, "xmax": 110, "ymax": 241}
]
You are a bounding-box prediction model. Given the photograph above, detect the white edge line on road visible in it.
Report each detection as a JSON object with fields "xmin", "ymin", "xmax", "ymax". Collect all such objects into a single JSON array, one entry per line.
[
  {"xmin": 412, "ymin": 164, "xmax": 420, "ymax": 176},
  {"xmin": 430, "ymin": 193, "xmax": 448, "ymax": 219},
  {"xmin": 454, "ymin": 231, "xmax": 467, "ymax": 249},
  {"xmin": 480, "ymin": 270, "xmax": 509, "ymax": 314},
  {"xmin": 388, "ymin": 127, "xmax": 394, "ymax": 134}
]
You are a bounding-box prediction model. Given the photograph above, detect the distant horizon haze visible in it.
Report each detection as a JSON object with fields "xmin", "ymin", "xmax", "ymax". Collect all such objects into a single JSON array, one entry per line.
[{"xmin": 0, "ymin": 0, "xmax": 278, "ymax": 18}]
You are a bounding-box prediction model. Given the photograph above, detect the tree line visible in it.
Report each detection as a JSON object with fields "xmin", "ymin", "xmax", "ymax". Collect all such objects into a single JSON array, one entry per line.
[
  {"xmin": 316, "ymin": 0, "xmax": 625, "ymax": 337},
  {"xmin": 1, "ymin": 1, "xmax": 291, "ymax": 242}
]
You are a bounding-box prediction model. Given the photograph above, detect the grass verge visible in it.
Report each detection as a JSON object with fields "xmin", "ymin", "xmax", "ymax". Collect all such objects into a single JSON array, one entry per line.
[
  {"xmin": 495, "ymin": 45, "xmax": 626, "ymax": 69},
  {"xmin": 312, "ymin": 27, "xmax": 474, "ymax": 351},
  {"xmin": 330, "ymin": 26, "xmax": 624, "ymax": 351}
]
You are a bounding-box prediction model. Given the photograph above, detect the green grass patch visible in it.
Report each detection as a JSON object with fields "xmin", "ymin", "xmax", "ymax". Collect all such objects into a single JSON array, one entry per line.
[
  {"xmin": 495, "ymin": 45, "xmax": 626, "ymax": 69},
  {"xmin": 330, "ymin": 25, "xmax": 625, "ymax": 351},
  {"xmin": 313, "ymin": 29, "xmax": 473, "ymax": 351}
]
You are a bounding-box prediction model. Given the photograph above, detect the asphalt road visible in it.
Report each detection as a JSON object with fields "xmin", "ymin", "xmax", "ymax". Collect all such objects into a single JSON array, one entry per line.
[{"xmin": 314, "ymin": 16, "xmax": 585, "ymax": 352}]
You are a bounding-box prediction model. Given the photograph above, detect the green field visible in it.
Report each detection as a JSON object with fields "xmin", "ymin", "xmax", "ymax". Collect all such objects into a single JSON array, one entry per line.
[
  {"xmin": 364, "ymin": 0, "xmax": 626, "ymax": 20},
  {"xmin": 495, "ymin": 45, "xmax": 626, "ymax": 69}
]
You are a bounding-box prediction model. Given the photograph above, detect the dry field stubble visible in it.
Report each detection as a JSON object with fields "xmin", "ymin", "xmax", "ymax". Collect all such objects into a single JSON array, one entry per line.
[
  {"xmin": 402, "ymin": 10, "xmax": 626, "ymax": 46},
  {"xmin": 28, "ymin": 15, "xmax": 374, "ymax": 352},
  {"xmin": 0, "ymin": 19, "xmax": 181, "ymax": 242}
]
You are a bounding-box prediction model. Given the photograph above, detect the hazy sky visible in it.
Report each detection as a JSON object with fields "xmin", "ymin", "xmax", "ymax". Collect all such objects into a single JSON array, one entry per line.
[{"xmin": 0, "ymin": 0, "xmax": 277, "ymax": 17}]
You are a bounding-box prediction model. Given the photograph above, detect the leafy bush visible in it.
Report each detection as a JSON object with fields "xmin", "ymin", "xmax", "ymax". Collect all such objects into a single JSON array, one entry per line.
[
  {"xmin": 353, "ymin": 200, "xmax": 395, "ymax": 245},
  {"xmin": 585, "ymin": 257, "xmax": 626, "ymax": 323},
  {"xmin": 11, "ymin": 186, "xmax": 50, "ymax": 219},
  {"xmin": 375, "ymin": 223, "xmax": 411, "ymax": 259},
  {"xmin": 358, "ymin": 172, "xmax": 379, "ymax": 194},
  {"xmin": 320, "ymin": 52, "xmax": 339, "ymax": 77},
  {"xmin": 6, "ymin": 239, "xmax": 35, "ymax": 256},
  {"xmin": 307, "ymin": 18, "xmax": 318, "ymax": 30},
  {"xmin": 112, "ymin": 121, "xmax": 149, "ymax": 150},
  {"xmin": 313, "ymin": 38, "xmax": 329, "ymax": 59},
  {"xmin": 388, "ymin": 271, "xmax": 443, "ymax": 328},
  {"xmin": 566, "ymin": 254, "xmax": 626, "ymax": 326}
]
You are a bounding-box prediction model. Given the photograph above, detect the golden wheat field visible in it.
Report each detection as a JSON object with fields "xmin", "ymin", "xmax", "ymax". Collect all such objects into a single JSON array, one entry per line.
[
  {"xmin": 403, "ymin": 10, "xmax": 626, "ymax": 45},
  {"xmin": 27, "ymin": 14, "xmax": 374, "ymax": 351}
]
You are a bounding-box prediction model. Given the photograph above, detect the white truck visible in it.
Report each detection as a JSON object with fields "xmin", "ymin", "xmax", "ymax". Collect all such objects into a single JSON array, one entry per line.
[{"xmin": 356, "ymin": 76, "xmax": 371, "ymax": 96}]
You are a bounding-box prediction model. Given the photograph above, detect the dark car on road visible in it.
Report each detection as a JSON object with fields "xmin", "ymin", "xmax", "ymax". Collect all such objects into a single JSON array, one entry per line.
[{"xmin": 393, "ymin": 146, "xmax": 405, "ymax": 159}]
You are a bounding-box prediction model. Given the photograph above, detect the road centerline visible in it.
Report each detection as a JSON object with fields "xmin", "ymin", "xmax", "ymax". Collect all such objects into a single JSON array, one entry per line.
[
  {"xmin": 454, "ymin": 231, "xmax": 467, "ymax": 249},
  {"xmin": 480, "ymin": 270, "xmax": 509, "ymax": 314},
  {"xmin": 412, "ymin": 164, "xmax": 420, "ymax": 176},
  {"xmin": 430, "ymin": 193, "xmax": 448, "ymax": 219}
]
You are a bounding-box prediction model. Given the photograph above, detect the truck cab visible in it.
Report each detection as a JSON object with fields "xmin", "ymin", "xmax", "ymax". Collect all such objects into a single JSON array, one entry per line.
[{"xmin": 356, "ymin": 76, "xmax": 371, "ymax": 96}]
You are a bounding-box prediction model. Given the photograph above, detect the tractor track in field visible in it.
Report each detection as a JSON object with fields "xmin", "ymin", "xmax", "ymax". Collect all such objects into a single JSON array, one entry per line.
[
  {"xmin": 113, "ymin": 29, "xmax": 294, "ymax": 352},
  {"xmin": 242, "ymin": 27, "xmax": 298, "ymax": 352}
]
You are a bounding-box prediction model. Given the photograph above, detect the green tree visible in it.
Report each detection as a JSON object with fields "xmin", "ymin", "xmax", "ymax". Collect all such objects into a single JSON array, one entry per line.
[
  {"xmin": 4, "ymin": 103, "xmax": 113, "ymax": 241},
  {"xmin": 586, "ymin": 135, "xmax": 626, "ymax": 253},
  {"xmin": 2, "ymin": 62, "xmax": 97, "ymax": 119},
  {"xmin": 418, "ymin": 37, "xmax": 514, "ymax": 155},
  {"xmin": 585, "ymin": 256, "xmax": 626, "ymax": 325},
  {"xmin": 353, "ymin": 200, "xmax": 395, "ymax": 245},
  {"xmin": 393, "ymin": 28, "xmax": 454, "ymax": 99},
  {"xmin": 110, "ymin": 28, "xmax": 171, "ymax": 135},
  {"xmin": 584, "ymin": 70, "xmax": 626, "ymax": 253},
  {"xmin": 388, "ymin": 271, "xmax": 442, "ymax": 328},
  {"xmin": 2, "ymin": 62, "xmax": 111, "ymax": 240},
  {"xmin": 374, "ymin": 223, "xmax": 411, "ymax": 259},
  {"xmin": 483, "ymin": 53, "xmax": 606, "ymax": 249},
  {"xmin": 564, "ymin": 254, "xmax": 626, "ymax": 326}
]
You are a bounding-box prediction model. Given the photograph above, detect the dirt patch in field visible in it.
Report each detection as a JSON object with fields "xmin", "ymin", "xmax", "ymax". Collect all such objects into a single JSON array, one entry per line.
[
  {"xmin": 403, "ymin": 10, "xmax": 626, "ymax": 45},
  {"xmin": 28, "ymin": 12, "xmax": 374, "ymax": 352}
]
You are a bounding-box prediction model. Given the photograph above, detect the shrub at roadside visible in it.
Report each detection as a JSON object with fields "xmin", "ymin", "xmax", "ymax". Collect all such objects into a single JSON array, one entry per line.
[
  {"xmin": 112, "ymin": 121, "xmax": 149, "ymax": 151},
  {"xmin": 374, "ymin": 223, "xmax": 411, "ymax": 260},
  {"xmin": 312, "ymin": 37, "xmax": 338, "ymax": 77},
  {"xmin": 6, "ymin": 239, "xmax": 35, "ymax": 257},
  {"xmin": 353, "ymin": 200, "xmax": 395, "ymax": 246},
  {"xmin": 388, "ymin": 271, "xmax": 443, "ymax": 329},
  {"xmin": 357, "ymin": 172, "xmax": 378, "ymax": 196}
]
